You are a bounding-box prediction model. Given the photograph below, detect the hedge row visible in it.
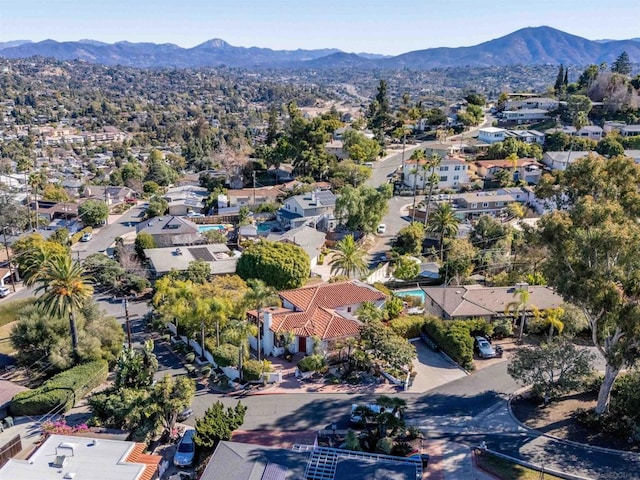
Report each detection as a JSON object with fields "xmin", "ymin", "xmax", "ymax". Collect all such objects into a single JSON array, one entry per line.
[
  {"xmin": 211, "ymin": 343, "xmax": 239, "ymax": 368},
  {"xmin": 11, "ymin": 360, "xmax": 108, "ymax": 416},
  {"xmin": 242, "ymin": 359, "xmax": 264, "ymax": 381},
  {"xmin": 70, "ymin": 226, "xmax": 93, "ymax": 245},
  {"xmin": 390, "ymin": 315, "xmax": 425, "ymax": 339},
  {"xmin": 422, "ymin": 318, "xmax": 494, "ymax": 370}
]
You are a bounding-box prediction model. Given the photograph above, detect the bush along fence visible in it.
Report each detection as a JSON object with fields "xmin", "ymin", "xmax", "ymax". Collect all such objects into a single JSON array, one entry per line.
[
  {"xmin": 11, "ymin": 361, "xmax": 108, "ymax": 416},
  {"xmin": 422, "ymin": 317, "xmax": 494, "ymax": 370},
  {"xmin": 168, "ymin": 323, "xmax": 280, "ymax": 384}
]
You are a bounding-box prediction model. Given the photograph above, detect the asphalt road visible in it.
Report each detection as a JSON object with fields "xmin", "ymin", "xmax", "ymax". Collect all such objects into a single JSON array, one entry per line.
[{"xmin": 71, "ymin": 203, "xmax": 147, "ymax": 260}]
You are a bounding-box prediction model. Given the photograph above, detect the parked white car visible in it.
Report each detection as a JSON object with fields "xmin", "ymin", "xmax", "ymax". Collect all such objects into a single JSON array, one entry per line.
[{"xmin": 376, "ymin": 224, "xmax": 387, "ymax": 234}]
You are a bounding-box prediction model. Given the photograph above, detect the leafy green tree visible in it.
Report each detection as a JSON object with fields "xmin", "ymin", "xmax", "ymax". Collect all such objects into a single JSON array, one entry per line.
[
  {"xmin": 440, "ymin": 238, "xmax": 476, "ymax": 284},
  {"xmin": 145, "ymin": 149, "xmax": 178, "ymax": 186},
  {"xmin": 566, "ymin": 95, "xmax": 592, "ymax": 124},
  {"xmin": 335, "ymin": 184, "xmax": 392, "ymax": 233},
  {"xmin": 42, "ymin": 184, "xmax": 70, "ymax": 202},
  {"xmin": 329, "ymin": 234, "xmax": 369, "ymax": 279},
  {"xmin": 146, "ymin": 195, "xmax": 168, "ymax": 218},
  {"xmin": 360, "ymin": 319, "xmax": 416, "ymax": 370},
  {"xmin": 554, "ymin": 64, "xmax": 565, "ymax": 94},
  {"xmin": 507, "ymin": 340, "xmax": 594, "ymax": 400},
  {"xmin": 202, "ymin": 229, "xmax": 227, "ymax": 244},
  {"xmin": 578, "ymin": 64, "xmax": 599, "ymax": 89},
  {"xmin": 28, "ymin": 254, "xmax": 93, "ymax": 363},
  {"xmin": 114, "ymin": 340, "xmax": 158, "ymax": 389},
  {"xmin": 342, "ymin": 130, "xmax": 381, "ymax": 163},
  {"xmin": 465, "ymin": 93, "xmax": 486, "ymax": 106},
  {"xmin": 367, "ymin": 80, "xmax": 393, "ymax": 140},
  {"xmin": 394, "ymin": 222, "xmax": 425, "ymax": 256},
  {"xmin": 79, "ymin": 199, "xmax": 109, "ymax": 226},
  {"xmin": 538, "ymin": 155, "xmax": 640, "ymax": 414},
  {"xmin": 83, "ymin": 254, "xmax": 125, "ymax": 291},
  {"xmin": 596, "ymin": 136, "xmax": 624, "ymax": 157},
  {"xmin": 611, "ymin": 51, "xmax": 632, "ymax": 75},
  {"xmin": 194, "ymin": 401, "xmax": 247, "ymax": 451},
  {"xmin": 149, "ymin": 375, "xmax": 196, "ymax": 435},
  {"xmin": 184, "ymin": 259, "xmax": 211, "ymax": 284},
  {"xmin": 49, "ymin": 227, "xmax": 70, "ymax": 246},
  {"xmin": 134, "ymin": 232, "xmax": 156, "ymax": 259},
  {"xmin": 393, "ymin": 256, "xmax": 420, "ymax": 281},
  {"xmin": 236, "ymin": 240, "xmax": 310, "ymax": 290},
  {"xmin": 427, "ymin": 203, "xmax": 460, "ymax": 261}
]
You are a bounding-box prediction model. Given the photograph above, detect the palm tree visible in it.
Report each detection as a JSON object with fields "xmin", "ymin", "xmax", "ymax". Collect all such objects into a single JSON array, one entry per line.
[
  {"xmin": 505, "ymin": 287, "xmax": 530, "ymax": 341},
  {"xmin": 408, "ymin": 150, "xmax": 426, "ymax": 222},
  {"xmin": 329, "ymin": 234, "xmax": 369, "ymax": 279},
  {"xmin": 422, "ymin": 154, "xmax": 442, "ymax": 227},
  {"xmin": 244, "ymin": 279, "xmax": 280, "ymax": 361},
  {"xmin": 30, "ymin": 254, "xmax": 93, "ymax": 362},
  {"xmin": 427, "ymin": 203, "xmax": 460, "ymax": 261}
]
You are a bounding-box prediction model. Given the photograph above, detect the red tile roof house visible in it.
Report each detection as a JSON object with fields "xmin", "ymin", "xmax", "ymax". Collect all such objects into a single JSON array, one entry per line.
[{"xmin": 247, "ymin": 281, "xmax": 387, "ymax": 357}]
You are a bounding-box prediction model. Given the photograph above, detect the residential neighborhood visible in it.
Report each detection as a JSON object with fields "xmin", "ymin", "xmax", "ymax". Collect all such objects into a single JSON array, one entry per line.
[{"xmin": 0, "ymin": 24, "xmax": 640, "ymax": 480}]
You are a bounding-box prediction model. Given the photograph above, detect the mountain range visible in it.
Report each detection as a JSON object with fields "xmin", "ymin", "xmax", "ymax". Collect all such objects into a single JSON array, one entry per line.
[{"xmin": 1, "ymin": 27, "xmax": 639, "ymax": 69}]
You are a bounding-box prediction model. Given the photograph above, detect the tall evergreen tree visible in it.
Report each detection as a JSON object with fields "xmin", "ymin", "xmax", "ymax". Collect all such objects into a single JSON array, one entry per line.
[
  {"xmin": 563, "ymin": 67, "xmax": 569, "ymax": 86},
  {"xmin": 554, "ymin": 65, "xmax": 565, "ymax": 93},
  {"xmin": 611, "ymin": 51, "xmax": 632, "ymax": 75}
]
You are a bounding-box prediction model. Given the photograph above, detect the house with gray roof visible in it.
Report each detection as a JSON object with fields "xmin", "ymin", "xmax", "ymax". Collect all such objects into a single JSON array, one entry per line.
[
  {"xmin": 163, "ymin": 185, "xmax": 208, "ymax": 216},
  {"xmin": 136, "ymin": 216, "xmax": 200, "ymax": 247},
  {"xmin": 144, "ymin": 244, "xmax": 238, "ymax": 278},
  {"xmin": 201, "ymin": 442, "xmax": 423, "ymax": 480},
  {"xmin": 542, "ymin": 151, "xmax": 593, "ymax": 171},
  {"xmin": 277, "ymin": 190, "xmax": 337, "ymax": 232},
  {"xmin": 421, "ymin": 284, "xmax": 564, "ymax": 321},
  {"xmin": 266, "ymin": 225, "xmax": 326, "ymax": 267}
]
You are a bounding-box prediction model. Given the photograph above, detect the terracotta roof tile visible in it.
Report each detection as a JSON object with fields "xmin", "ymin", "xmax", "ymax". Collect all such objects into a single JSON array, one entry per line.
[
  {"xmin": 125, "ymin": 442, "xmax": 161, "ymax": 480},
  {"xmin": 265, "ymin": 281, "xmax": 386, "ymax": 340}
]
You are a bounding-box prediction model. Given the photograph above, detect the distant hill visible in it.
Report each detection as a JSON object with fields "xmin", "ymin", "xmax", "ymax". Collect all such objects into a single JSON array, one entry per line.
[{"xmin": 1, "ymin": 27, "xmax": 640, "ymax": 69}]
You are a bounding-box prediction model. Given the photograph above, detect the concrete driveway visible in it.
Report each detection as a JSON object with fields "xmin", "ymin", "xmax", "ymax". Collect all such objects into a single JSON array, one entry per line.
[{"xmin": 407, "ymin": 339, "xmax": 467, "ymax": 393}]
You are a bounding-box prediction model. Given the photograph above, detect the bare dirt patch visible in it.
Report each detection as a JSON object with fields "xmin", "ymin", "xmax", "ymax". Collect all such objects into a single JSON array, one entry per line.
[{"xmin": 512, "ymin": 392, "xmax": 637, "ymax": 451}]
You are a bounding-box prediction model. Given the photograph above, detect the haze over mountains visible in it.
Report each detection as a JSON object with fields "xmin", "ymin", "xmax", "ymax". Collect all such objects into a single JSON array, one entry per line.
[{"xmin": 1, "ymin": 26, "xmax": 639, "ymax": 69}]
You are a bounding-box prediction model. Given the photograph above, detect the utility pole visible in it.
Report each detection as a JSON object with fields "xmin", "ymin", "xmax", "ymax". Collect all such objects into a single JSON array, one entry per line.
[
  {"xmin": 25, "ymin": 171, "xmax": 32, "ymax": 232},
  {"xmin": 104, "ymin": 187, "xmax": 109, "ymax": 225},
  {"xmin": 401, "ymin": 131, "xmax": 407, "ymax": 172},
  {"xmin": 252, "ymin": 171, "xmax": 256, "ymax": 206},
  {"xmin": 123, "ymin": 297, "xmax": 132, "ymax": 349}
]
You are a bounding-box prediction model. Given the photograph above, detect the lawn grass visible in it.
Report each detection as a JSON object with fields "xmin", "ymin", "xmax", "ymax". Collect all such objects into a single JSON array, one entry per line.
[
  {"xmin": 0, "ymin": 297, "xmax": 34, "ymax": 328},
  {"xmin": 476, "ymin": 450, "xmax": 564, "ymax": 480}
]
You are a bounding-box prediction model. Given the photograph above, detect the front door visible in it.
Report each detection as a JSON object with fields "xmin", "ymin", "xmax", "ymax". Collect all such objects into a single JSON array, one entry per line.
[{"xmin": 298, "ymin": 336, "xmax": 306, "ymax": 354}]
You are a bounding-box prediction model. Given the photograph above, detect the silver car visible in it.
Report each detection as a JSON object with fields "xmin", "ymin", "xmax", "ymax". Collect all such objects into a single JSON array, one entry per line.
[
  {"xmin": 475, "ymin": 336, "xmax": 496, "ymax": 359},
  {"xmin": 173, "ymin": 429, "xmax": 196, "ymax": 468}
]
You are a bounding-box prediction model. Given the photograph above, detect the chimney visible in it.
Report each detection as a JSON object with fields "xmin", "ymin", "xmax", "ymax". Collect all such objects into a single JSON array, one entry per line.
[{"xmin": 263, "ymin": 311, "xmax": 273, "ymax": 330}]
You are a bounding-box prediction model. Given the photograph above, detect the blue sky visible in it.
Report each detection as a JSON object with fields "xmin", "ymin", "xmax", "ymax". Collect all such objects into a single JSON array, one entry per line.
[{"xmin": 3, "ymin": 0, "xmax": 639, "ymax": 55}]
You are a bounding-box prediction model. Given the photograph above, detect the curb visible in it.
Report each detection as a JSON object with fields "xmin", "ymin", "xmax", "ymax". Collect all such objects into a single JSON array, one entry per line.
[{"xmin": 507, "ymin": 389, "xmax": 640, "ymax": 458}]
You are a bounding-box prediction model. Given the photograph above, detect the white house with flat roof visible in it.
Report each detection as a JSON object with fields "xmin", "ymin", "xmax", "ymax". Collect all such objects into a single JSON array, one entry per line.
[
  {"xmin": 478, "ymin": 127, "xmax": 506, "ymax": 144},
  {"xmin": 501, "ymin": 109, "xmax": 549, "ymax": 124},
  {"xmin": 402, "ymin": 156, "xmax": 470, "ymax": 190},
  {"xmin": 0, "ymin": 434, "xmax": 162, "ymax": 480}
]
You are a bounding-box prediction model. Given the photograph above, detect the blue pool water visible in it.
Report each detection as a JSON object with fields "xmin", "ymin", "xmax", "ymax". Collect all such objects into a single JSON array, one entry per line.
[
  {"xmin": 257, "ymin": 223, "xmax": 273, "ymax": 233},
  {"xmin": 395, "ymin": 288, "xmax": 426, "ymax": 304},
  {"xmin": 198, "ymin": 224, "xmax": 226, "ymax": 233}
]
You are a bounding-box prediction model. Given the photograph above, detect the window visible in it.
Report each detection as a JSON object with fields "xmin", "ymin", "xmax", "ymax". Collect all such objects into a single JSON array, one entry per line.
[
  {"xmin": 453, "ymin": 175, "xmax": 459, "ymax": 180},
  {"xmin": 440, "ymin": 166, "xmax": 449, "ymax": 172},
  {"xmin": 482, "ymin": 202, "xmax": 489, "ymax": 208},
  {"xmin": 440, "ymin": 176, "xmax": 448, "ymax": 182},
  {"xmin": 496, "ymin": 202, "xmax": 503, "ymax": 206},
  {"xmin": 454, "ymin": 165, "xmax": 461, "ymax": 171},
  {"xmin": 471, "ymin": 203, "xmax": 477, "ymax": 208}
]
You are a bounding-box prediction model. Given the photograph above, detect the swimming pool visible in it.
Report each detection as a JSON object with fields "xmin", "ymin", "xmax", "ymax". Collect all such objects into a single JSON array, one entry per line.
[
  {"xmin": 395, "ymin": 288, "xmax": 426, "ymax": 304},
  {"xmin": 198, "ymin": 224, "xmax": 226, "ymax": 233}
]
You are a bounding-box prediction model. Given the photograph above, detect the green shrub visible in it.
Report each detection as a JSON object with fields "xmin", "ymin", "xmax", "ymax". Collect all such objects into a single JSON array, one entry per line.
[
  {"xmin": 211, "ymin": 343, "xmax": 239, "ymax": 368},
  {"xmin": 297, "ymin": 354, "xmax": 325, "ymax": 372},
  {"xmin": 492, "ymin": 318, "xmax": 514, "ymax": 338},
  {"xmin": 390, "ymin": 315, "xmax": 425, "ymax": 339},
  {"xmin": 185, "ymin": 352, "xmax": 196, "ymax": 363},
  {"xmin": 376, "ymin": 437, "xmax": 393, "ymax": 454},
  {"xmin": 11, "ymin": 360, "xmax": 108, "ymax": 416},
  {"xmin": 242, "ymin": 359, "xmax": 264, "ymax": 381},
  {"xmin": 423, "ymin": 317, "xmax": 474, "ymax": 370}
]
